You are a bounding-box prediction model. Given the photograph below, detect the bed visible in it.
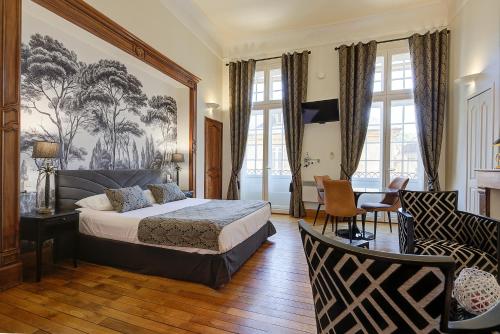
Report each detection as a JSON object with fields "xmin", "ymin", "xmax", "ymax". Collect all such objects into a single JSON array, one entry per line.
[{"xmin": 55, "ymin": 169, "xmax": 276, "ymax": 288}]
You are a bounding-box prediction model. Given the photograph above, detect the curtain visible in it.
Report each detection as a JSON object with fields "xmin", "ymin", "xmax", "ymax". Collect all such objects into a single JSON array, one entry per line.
[
  {"xmin": 409, "ymin": 30, "xmax": 449, "ymax": 191},
  {"xmin": 338, "ymin": 41, "xmax": 377, "ymax": 180},
  {"xmin": 226, "ymin": 60, "xmax": 256, "ymax": 200},
  {"xmin": 282, "ymin": 51, "xmax": 309, "ymax": 217}
]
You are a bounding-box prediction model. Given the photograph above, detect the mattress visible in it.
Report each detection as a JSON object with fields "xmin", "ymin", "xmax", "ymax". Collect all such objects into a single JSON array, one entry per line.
[{"xmin": 77, "ymin": 198, "xmax": 272, "ymax": 255}]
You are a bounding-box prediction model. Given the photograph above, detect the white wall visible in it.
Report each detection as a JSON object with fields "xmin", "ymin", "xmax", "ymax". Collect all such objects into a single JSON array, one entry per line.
[
  {"xmin": 85, "ymin": 0, "xmax": 223, "ymax": 197},
  {"xmin": 221, "ymin": 2, "xmax": 448, "ymax": 207},
  {"xmin": 446, "ymin": 0, "xmax": 500, "ymax": 209}
]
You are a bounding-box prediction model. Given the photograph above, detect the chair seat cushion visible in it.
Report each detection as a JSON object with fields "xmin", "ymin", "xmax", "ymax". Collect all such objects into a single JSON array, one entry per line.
[
  {"xmin": 414, "ymin": 239, "xmax": 497, "ymax": 277},
  {"xmin": 361, "ymin": 202, "xmax": 392, "ymax": 210}
]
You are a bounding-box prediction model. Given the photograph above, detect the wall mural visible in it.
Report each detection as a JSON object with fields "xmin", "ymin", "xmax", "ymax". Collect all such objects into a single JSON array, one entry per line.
[{"xmin": 20, "ymin": 33, "xmax": 180, "ymax": 210}]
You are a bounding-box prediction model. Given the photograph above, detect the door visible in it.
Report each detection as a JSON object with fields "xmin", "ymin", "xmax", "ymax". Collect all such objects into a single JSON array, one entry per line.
[
  {"xmin": 466, "ymin": 88, "xmax": 495, "ymax": 213},
  {"xmin": 240, "ymin": 63, "xmax": 291, "ymax": 212},
  {"xmin": 204, "ymin": 117, "xmax": 223, "ymax": 199}
]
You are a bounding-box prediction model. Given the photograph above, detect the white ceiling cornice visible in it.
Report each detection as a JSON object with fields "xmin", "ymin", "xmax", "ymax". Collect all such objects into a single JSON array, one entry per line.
[
  {"xmin": 159, "ymin": 0, "xmax": 223, "ymax": 59},
  {"xmin": 222, "ymin": 0, "xmax": 448, "ymax": 59}
]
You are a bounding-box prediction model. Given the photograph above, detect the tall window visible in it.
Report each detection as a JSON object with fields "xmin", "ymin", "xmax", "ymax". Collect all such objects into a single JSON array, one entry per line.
[
  {"xmin": 353, "ymin": 48, "xmax": 424, "ymax": 191},
  {"xmin": 241, "ymin": 62, "xmax": 291, "ymax": 212}
]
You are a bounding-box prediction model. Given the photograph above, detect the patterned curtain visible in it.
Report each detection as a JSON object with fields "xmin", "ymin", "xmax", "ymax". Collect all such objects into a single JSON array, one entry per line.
[
  {"xmin": 226, "ymin": 60, "xmax": 256, "ymax": 200},
  {"xmin": 282, "ymin": 51, "xmax": 309, "ymax": 217},
  {"xmin": 409, "ymin": 30, "xmax": 449, "ymax": 191},
  {"xmin": 338, "ymin": 41, "xmax": 377, "ymax": 179}
]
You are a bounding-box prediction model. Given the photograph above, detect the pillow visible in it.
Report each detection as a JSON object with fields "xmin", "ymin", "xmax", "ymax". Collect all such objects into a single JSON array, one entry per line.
[
  {"xmin": 75, "ymin": 193, "xmax": 113, "ymax": 211},
  {"xmin": 143, "ymin": 189, "xmax": 156, "ymax": 204},
  {"xmin": 104, "ymin": 186, "xmax": 153, "ymax": 213},
  {"xmin": 147, "ymin": 183, "xmax": 186, "ymax": 204}
]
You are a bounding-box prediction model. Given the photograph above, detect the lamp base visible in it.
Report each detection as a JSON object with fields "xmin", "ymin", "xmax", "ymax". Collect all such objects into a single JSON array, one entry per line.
[{"xmin": 36, "ymin": 207, "xmax": 54, "ymax": 214}]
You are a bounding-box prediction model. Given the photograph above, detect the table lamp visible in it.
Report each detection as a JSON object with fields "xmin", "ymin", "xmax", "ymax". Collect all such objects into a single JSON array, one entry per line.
[
  {"xmin": 495, "ymin": 138, "xmax": 500, "ymax": 169},
  {"xmin": 32, "ymin": 141, "xmax": 60, "ymax": 213},
  {"xmin": 171, "ymin": 153, "xmax": 184, "ymax": 186}
]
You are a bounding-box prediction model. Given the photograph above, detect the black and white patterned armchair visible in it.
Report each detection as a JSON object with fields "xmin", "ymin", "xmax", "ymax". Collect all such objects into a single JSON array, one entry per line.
[
  {"xmin": 397, "ymin": 190, "xmax": 500, "ymax": 278},
  {"xmin": 298, "ymin": 220, "xmax": 500, "ymax": 334}
]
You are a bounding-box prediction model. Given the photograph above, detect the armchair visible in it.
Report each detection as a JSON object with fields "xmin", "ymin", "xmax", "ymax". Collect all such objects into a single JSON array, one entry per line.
[
  {"xmin": 298, "ymin": 220, "xmax": 500, "ymax": 333},
  {"xmin": 397, "ymin": 190, "xmax": 499, "ymax": 278}
]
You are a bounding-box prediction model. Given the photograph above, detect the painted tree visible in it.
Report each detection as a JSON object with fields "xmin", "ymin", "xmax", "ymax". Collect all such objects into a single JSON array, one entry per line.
[
  {"xmin": 89, "ymin": 139, "xmax": 111, "ymax": 170},
  {"xmin": 79, "ymin": 59, "xmax": 147, "ymax": 169},
  {"xmin": 21, "ymin": 34, "xmax": 89, "ymax": 169},
  {"xmin": 131, "ymin": 141, "xmax": 139, "ymax": 169},
  {"xmin": 141, "ymin": 95, "xmax": 177, "ymax": 146}
]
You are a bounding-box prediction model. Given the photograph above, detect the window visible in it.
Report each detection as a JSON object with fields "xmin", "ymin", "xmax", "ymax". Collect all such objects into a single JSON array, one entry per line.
[
  {"xmin": 353, "ymin": 48, "xmax": 424, "ymax": 192},
  {"xmin": 242, "ymin": 62, "xmax": 291, "ymax": 212}
]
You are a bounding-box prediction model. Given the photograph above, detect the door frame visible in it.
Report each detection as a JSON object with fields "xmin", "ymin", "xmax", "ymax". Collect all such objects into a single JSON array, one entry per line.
[{"xmin": 204, "ymin": 117, "xmax": 223, "ymax": 199}]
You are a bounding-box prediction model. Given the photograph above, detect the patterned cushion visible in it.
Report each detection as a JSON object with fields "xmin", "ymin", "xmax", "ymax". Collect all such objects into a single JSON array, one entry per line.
[
  {"xmin": 105, "ymin": 186, "xmax": 152, "ymax": 213},
  {"xmin": 147, "ymin": 183, "xmax": 186, "ymax": 204},
  {"xmin": 415, "ymin": 239, "xmax": 497, "ymax": 277}
]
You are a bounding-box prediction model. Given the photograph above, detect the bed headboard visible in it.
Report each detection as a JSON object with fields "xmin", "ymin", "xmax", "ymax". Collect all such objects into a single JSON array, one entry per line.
[{"xmin": 55, "ymin": 169, "xmax": 164, "ymax": 211}]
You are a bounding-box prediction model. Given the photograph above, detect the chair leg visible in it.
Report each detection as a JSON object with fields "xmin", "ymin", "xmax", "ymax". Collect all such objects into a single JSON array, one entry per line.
[
  {"xmin": 387, "ymin": 211, "xmax": 392, "ymax": 233},
  {"xmin": 348, "ymin": 217, "xmax": 353, "ymax": 243},
  {"xmin": 335, "ymin": 216, "xmax": 339, "ymax": 235},
  {"xmin": 313, "ymin": 204, "xmax": 321, "ymax": 226},
  {"xmin": 322, "ymin": 214, "xmax": 329, "ymax": 234},
  {"xmin": 361, "ymin": 213, "xmax": 366, "ymax": 238},
  {"xmin": 331, "ymin": 215, "xmax": 335, "ymax": 232},
  {"xmin": 373, "ymin": 211, "xmax": 378, "ymax": 240}
]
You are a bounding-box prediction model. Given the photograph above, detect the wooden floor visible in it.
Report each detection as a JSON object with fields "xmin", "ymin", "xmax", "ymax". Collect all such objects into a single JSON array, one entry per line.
[{"xmin": 0, "ymin": 215, "xmax": 399, "ymax": 334}]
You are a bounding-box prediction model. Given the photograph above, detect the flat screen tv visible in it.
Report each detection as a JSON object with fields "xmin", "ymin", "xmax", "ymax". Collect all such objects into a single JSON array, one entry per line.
[{"xmin": 301, "ymin": 99, "xmax": 339, "ymax": 124}]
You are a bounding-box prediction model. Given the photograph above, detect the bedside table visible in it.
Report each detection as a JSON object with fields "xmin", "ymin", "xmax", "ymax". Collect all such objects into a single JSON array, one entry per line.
[{"xmin": 20, "ymin": 211, "xmax": 80, "ymax": 282}]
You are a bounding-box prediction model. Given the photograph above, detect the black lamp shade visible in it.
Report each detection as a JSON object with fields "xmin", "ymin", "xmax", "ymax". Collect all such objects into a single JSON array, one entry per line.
[
  {"xmin": 494, "ymin": 138, "xmax": 500, "ymax": 146},
  {"xmin": 171, "ymin": 153, "xmax": 184, "ymax": 163},
  {"xmin": 32, "ymin": 141, "xmax": 60, "ymax": 158}
]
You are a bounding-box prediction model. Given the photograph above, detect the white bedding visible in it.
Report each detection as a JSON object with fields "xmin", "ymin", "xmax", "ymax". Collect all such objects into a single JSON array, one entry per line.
[{"xmin": 77, "ymin": 198, "xmax": 272, "ymax": 255}]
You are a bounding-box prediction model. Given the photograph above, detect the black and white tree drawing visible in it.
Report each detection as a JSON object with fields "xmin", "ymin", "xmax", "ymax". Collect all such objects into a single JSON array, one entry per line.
[
  {"xmin": 20, "ymin": 32, "xmax": 180, "ymax": 194},
  {"xmin": 79, "ymin": 59, "xmax": 147, "ymax": 169},
  {"xmin": 21, "ymin": 34, "xmax": 89, "ymax": 169}
]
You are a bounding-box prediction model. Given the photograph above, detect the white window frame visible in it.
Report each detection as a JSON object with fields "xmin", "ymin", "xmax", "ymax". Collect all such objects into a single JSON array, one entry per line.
[{"xmin": 355, "ymin": 46, "xmax": 424, "ymax": 190}]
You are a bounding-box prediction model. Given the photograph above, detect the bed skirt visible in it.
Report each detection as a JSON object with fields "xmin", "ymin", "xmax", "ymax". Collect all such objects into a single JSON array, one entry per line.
[{"xmin": 77, "ymin": 221, "xmax": 276, "ymax": 288}]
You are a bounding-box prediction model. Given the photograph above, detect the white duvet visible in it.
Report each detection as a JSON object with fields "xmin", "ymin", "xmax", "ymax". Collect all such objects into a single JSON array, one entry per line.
[{"xmin": 77, "ymin": 198, "xmax": 272, "ymax": 254}]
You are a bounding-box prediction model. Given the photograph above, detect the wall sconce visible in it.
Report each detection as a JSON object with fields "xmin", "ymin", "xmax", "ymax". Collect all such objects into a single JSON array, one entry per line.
[
  {"xmin": 304, "ymin": 152, "xmax": 320, "ymax": 168},
  {"xmin": 206, "ymin": 102, "xmax": 220, "ymax": 111},
  {"xmin": 454, "ymin": 72, "xmax": 486, "ymax": 85}
]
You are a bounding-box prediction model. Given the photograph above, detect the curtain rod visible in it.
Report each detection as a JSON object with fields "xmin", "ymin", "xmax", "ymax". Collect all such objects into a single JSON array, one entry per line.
[
  {"xmin": 334, "ymin": 30, "xmax": 450, "ymax": 51},
  {"xmin": 225, "ymin": 51, "xmax": 311, "ymax": 66}
]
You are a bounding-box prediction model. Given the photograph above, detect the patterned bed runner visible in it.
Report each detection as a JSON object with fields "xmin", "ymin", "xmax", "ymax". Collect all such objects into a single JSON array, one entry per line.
[{"xmin": 137, "ymin": 200, "xmax": 270, "ymax": 251}]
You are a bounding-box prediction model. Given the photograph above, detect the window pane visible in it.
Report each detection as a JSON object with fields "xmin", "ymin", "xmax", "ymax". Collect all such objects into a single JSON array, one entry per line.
[
  {"xmin": 269, "ymin": 68, "xmax": 282, "ymax": 101},
  {"xmin": 389, "ymin": 99, "xmax": 424, "ymax": 190},
  {"xmin": 373, "ymin": 56, "xmax": 384, "ymax": 92},
  {"xmin": 391, "ymin": 53, "xmax": 413, "ymax": 91},
  {"xmin": 252, "ymin": 71, "xmax": 265, "ymax": 102},
  {"xmin": 352, "ymin": 101, "xmax": 383, "ymax": 190}
]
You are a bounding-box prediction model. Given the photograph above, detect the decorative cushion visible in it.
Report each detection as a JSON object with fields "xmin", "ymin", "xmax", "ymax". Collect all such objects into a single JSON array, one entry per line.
[
  {"xmin": 147, "ymin": 183, "xmax": 186, "ymax": 204},
  {"xmin": 414, "ymin": 238, "xmax": 497, "ymax": 277},
  {"xmin": 105, "ymin": 186, "xmax": 152, "ymax": 213},
  {"xmin": 75, "ymin": 193, "xmax": 113, "ymax": 211}
]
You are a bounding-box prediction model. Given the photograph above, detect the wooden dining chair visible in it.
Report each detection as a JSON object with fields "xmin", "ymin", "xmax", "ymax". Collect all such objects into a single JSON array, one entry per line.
[
  {"xmin": 322, "ymin": 179, "xmax": 366, "ymax": 243},
  {"xmin": 360, "ymin": 176, "xmax": 409, "ymax": 238},
  {"xmin": 312, "ymin": 175, "xmax": 331, "ymax": 225}
]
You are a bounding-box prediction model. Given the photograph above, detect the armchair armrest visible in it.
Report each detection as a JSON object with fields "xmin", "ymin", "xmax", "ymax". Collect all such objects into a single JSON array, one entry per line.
[
  {"xmin": 397, "ymin": 208, "xmax": 415, "ymax": 254},
  {"xmin": 447, "ymin": 302, "xmax": 500, "ymax": 333}
]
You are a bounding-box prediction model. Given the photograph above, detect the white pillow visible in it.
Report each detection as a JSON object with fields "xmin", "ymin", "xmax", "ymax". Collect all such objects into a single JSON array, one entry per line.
[
  {"xmin": 143, "ymin": 189, "xmax": 157, "ymax": 204},
  {"xmin": 76, "ymin": 189, "xmax": 157, "ymax": 211},
  {"xmin": 75, "ymin": 193, "xmax": 113, "ymax": 211}
]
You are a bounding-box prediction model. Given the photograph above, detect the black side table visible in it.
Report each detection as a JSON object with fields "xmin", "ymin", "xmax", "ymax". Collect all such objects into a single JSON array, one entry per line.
[{"xmin": 20, "ymin": 211, "xmax": 80, "ymax": 282}]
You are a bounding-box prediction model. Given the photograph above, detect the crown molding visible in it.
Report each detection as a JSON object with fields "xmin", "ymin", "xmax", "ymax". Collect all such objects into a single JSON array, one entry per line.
[
  {"xmin": 159, "ymin": 0, "xmax": 223, "ymax": 59},
  {"xmin": 222, "ymin": 0, "xmax": 448, "ymax": 59}
]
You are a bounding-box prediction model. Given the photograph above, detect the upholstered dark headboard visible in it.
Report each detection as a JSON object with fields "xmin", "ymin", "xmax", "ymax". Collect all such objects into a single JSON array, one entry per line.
[{"xmin": 55, "ymin": 169, "xmax": 164, "ymax": 211}]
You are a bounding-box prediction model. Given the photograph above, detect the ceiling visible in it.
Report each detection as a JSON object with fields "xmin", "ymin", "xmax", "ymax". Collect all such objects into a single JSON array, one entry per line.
[{"xmin": 191, "ymin": 0, "xmax": 443, "ymax": 42}]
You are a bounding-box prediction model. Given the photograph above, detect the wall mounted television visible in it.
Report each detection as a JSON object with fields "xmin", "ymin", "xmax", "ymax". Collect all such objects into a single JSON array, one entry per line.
[{"xmin": 301, "ymin": 99, "xmax": 339, "ymax": 124}]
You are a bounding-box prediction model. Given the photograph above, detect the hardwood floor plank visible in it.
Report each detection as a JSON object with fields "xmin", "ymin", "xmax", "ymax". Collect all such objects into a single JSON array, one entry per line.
[{"xmin": 0, "ymin": 312, "xmax": 39, "ymax": 333}]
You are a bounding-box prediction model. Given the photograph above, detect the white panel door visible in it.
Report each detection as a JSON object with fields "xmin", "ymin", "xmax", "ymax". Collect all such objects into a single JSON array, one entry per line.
[{"xmin": 466, "ymin": 88, "xmax": 495, "ymax": 213}]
